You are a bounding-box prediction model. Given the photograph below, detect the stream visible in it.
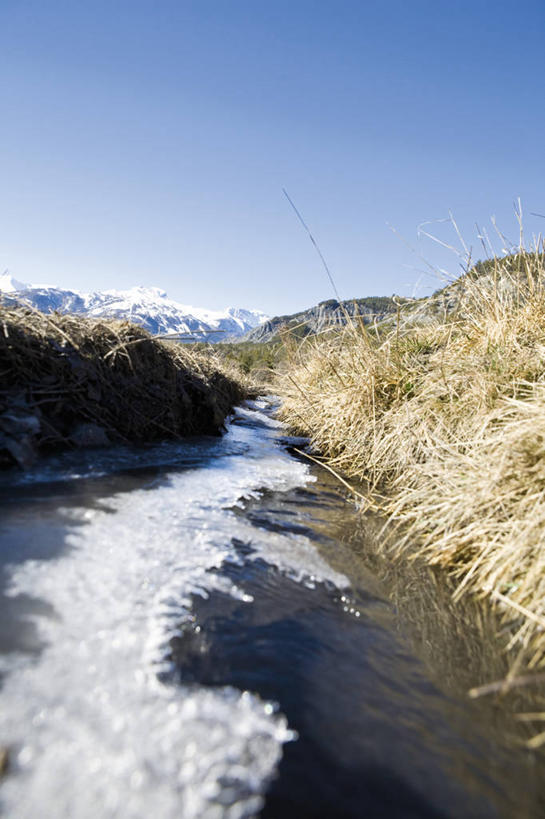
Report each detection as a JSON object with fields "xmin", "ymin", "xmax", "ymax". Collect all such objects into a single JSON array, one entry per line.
[{"xmin": 0, "ymin": 398, "xmax": 543, "ymax": 818}]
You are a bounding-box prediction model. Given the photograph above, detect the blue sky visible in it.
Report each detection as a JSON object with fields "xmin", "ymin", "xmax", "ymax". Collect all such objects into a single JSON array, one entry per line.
[{"xmin": 1, "ymin": 0, "xmax": 544, "ymax": 315}]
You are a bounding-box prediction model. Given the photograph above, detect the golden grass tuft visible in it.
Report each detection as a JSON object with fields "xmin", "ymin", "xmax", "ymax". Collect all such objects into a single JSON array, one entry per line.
[{"xmin": 278, "ymin": 246, "xmax": 545, "ymax": 670}]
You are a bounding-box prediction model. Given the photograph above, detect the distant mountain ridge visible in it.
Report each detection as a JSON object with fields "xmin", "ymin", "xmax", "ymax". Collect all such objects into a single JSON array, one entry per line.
[
  {"xmin": 0, "ymin": 273, "xmax": 269, "ymax": 341},
  {"xmin": 241, "ymin": 296, "xmax": 403, "ymax": 343}
]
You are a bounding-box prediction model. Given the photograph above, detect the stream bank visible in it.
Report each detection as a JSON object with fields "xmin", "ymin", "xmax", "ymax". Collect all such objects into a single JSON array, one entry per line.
[
  {"xmin": 0, "ymin": 303, "xmax": 248, "ymax": 469},
  {"xmin": 0, "ymin": 399, "xmax": 543, "ymax": 817},
  {"xmin": 278, "ymin": 250, "xmax": 545, "ymax": 681}
]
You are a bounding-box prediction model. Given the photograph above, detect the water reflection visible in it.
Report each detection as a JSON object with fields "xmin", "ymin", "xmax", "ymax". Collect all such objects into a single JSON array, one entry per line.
[
  {"xmin": 0, "ymin": 402, "xmax": 544, "ymax": 818},
  {"xmin": 319, "ymin": 486, "xmax": 545, "ymax": 747},
  {"xmin": 173, "ymin": 477, "xmax": 545, "ymax": 818}
]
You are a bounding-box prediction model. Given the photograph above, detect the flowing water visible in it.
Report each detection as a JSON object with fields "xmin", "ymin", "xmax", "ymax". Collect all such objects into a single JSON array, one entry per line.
[{"xmin": 0, "ymin": 399, "xmax": 543, "ymax": 818}]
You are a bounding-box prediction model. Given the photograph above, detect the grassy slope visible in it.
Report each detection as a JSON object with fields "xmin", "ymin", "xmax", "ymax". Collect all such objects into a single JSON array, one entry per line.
[
  {"xmin": 212, "ymin": 339, "xmax": 284, "ymax": 381},
  {"xmin": 279, "ymin": 249, "xmax": 545, "ymax": 674},
  {"xmin": 247, "ymin": 295, "xmax": 404, "ymax": 343}
]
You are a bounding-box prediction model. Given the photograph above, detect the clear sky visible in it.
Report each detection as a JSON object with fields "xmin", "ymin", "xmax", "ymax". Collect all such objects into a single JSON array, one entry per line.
[{"xmin": 1, "ymin": 0, "xmax": 544, "ymax": 315}]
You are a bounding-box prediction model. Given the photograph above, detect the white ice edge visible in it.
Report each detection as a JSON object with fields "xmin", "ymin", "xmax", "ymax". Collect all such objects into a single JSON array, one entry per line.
[{"xmin": 0, "ymin": 403, "xmax": 348, "ymax": 819}]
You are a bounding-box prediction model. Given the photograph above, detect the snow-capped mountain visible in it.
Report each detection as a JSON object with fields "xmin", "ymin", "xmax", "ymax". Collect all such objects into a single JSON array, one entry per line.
[
  {"xmin": 0, "ymin": 274, "xmax": 268, "ymax": 341},
  {"xmin": 0, "ymin": 272, "xmax": 29, "ymax": 293}
]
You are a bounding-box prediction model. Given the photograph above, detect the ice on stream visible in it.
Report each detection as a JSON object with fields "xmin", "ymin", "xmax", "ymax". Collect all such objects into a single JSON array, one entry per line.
[{"xmin": 0, "ymin": 400, "xmax": 348, "ymax": 818}]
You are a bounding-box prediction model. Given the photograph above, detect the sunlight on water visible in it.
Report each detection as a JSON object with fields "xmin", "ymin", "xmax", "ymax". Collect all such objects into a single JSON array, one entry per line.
[{"xmin": 0, "ymin": 401, "xmax": 347, "ymax": 818}]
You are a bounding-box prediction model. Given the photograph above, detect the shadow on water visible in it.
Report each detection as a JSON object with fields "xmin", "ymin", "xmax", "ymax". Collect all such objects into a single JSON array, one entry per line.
[
  {"xmin": 290, "ymin": 471, "xmax": 545, "ymax": 737},
  {"xmin": 167, "ymin": 478, "xmax": 545, "ymax": 819},
  {"xmin": 1, "ymin": 406, "xmax": 545, "ymax": 817}
]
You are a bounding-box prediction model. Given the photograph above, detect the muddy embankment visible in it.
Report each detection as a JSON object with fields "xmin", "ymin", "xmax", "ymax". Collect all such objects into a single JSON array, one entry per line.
[{"xmin": 0, "ymin": 304, "xmax": 249, "ymax": 469}]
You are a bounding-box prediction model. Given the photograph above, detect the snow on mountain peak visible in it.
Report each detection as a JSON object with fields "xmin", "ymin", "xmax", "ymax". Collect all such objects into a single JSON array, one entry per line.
[
  {"xmin": 110, "ymin": 286, "xmax": 169, "ymax": 300},
  {"xmin": 0, "ymin": 276, "xmax": 269, "ymax": 341},
  {"xmin": 0, "ymin": 272, "xmax": 28, "ymax": 293}
]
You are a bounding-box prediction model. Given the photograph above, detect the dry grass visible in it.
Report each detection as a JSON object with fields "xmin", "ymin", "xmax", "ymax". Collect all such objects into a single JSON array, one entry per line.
[
  {"xmin": 0, "ymin": 303, "xmax": 250, "ymax": 467},
  {"xmin": 278, "ymin": 245, "xmax": 545, "ymax": 674}
]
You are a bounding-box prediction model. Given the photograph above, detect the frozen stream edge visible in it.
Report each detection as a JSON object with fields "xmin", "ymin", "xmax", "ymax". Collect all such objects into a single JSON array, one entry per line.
[{"xmin": 0, "ymin": 399, "xmax": 348, "ymax": 818}]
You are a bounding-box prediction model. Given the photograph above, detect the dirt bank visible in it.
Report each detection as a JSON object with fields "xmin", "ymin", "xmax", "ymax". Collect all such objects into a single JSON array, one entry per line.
[{"xmin": 0, "ymin": 304, "xmax": 249, "ymax": 468}]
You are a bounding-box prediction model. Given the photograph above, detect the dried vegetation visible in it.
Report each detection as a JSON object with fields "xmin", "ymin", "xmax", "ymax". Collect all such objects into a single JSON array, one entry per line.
[
  {"xmin": 0, "ymin": 304, "xmax": 249, "ymax": 468},
  {"xmin": 279, "ymin": 243, "xmax": 545, "ymax": 680}
]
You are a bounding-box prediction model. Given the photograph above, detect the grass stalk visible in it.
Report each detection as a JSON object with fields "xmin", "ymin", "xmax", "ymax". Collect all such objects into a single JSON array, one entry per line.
[{"xmin": 277, "ymin": 243, "xmax": 545, "ymax": 671}]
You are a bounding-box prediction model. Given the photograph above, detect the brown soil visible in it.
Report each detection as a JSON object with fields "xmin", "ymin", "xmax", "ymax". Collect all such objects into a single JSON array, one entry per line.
[{"xmin": 0, "ymin": 304, "xmax": 249, "ymax": 468}]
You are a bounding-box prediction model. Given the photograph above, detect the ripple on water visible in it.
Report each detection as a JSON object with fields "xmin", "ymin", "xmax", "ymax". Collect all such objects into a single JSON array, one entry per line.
[
  {"xmin": 0, "ymin": 401, "xmax": 326, "ymax": 818},
  {"xmin": 0, "ymin": 399, "xmax": 543, "ymax": 819}
]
